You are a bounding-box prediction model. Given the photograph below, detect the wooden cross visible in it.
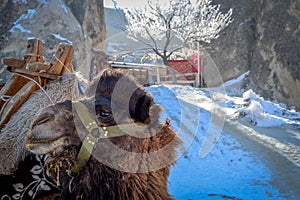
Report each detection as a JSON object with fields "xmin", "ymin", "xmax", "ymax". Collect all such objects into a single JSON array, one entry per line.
[{"xmin": 0, "ymin": 39, "xmax": 74, "ymax": 129}]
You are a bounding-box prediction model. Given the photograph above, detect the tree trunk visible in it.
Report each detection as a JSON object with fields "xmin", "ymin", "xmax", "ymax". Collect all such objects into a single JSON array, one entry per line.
[{"xmin": 162, "ymin": 57, "xmax": 177, "ymax": 84}]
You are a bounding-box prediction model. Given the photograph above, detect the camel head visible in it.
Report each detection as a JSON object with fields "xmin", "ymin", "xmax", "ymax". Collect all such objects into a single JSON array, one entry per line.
[{"xmin": 25, "ymin": 69, "xmax": 161, "ymax": 156}]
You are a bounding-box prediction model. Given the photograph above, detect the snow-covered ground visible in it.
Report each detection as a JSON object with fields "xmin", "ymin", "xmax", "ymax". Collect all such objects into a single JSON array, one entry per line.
[{"xmin": 146, "ymin": 72, "xmax": 300, "ymax": 200}]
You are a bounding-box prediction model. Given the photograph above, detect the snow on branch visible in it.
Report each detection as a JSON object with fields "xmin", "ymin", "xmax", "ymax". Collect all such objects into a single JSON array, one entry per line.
[{"xmin": 125, "ymin": 0, "xmax": 233, "ymax": 61}]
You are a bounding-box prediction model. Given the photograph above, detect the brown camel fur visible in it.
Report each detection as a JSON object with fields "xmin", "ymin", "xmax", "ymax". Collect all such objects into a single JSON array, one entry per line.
[{"xmin": 25, "ymin": 69, "xmax": 181, "ymax": 200}]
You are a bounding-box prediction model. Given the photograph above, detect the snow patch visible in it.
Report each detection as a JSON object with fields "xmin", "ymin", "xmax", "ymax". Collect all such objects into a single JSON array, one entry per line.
[
  {"xmin": 59, "ymin": 0, "xmax": 69, "ymax": 13},
  {"xmin": 51, "ymin": 34, "xmax": 72, "ymax": 44},
  {"xmin": 12, "ymin": 0, "xmax": 27, "ymax": 3},
  {"xmin": 9, "ymin": 8, "xmax": 37, "ymax": 33},
  {"xmin": 9, "ymin": 24, "xmax": 31, "ymax": 33},
  {"xmin": 223, "ymin": 71, "xmax": 249, "ymax": 87},
  {"xmin": 15, "ymin": 9, "xmax": 36, "ymax": 24},
  {"xmin": 242, "ymin": 100, "xmax": 266, "ymax": 124},
  {"xmin": 238, "ymin": 90, "xmax": 300, "ymax": 127},
  {"xmin": 37, "ymin": 0, "xmax": 49, "ymax": 5},
  {"xmin": 243, "ymin": 89, "xmax": 260, "ymax": 100}
]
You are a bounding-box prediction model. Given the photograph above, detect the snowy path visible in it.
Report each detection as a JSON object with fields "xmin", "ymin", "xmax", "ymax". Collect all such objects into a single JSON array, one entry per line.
[{"xmin": 147, "ymin": 85, "xmax": 300, "ymax": 200}]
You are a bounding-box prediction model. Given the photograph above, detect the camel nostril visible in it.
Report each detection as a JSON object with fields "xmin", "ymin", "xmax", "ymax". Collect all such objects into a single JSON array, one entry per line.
[{"xmin": 33, "ymin": 117, "xmax": 51, "ymax": 127}]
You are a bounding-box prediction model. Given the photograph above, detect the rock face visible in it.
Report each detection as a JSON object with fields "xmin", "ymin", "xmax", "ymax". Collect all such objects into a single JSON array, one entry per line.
[
  {"xmin": 207, "ymin": 0, "xmax": 300, "ymax": 109},
  {"xmin": 204, "ymin": 0, "xmax": 256, "ymax": 86},
  {"xmin": 249, "ymin": 0, "xmax": 300, "ymax": 110},
  {"xmin": 0, "ymin": 0, "xmax": 106, "ymax": 82},
  {"xmin": 64, "ymin": 0, "xmax": 107, "ymax": 79}
]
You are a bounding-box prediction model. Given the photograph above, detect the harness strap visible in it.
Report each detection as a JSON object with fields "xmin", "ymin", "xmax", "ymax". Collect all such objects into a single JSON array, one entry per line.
[
  {"xmin": 71, "ymin": 132, "xmax": 97, "ymax": 173},
  {"xmin": 71, "ymin": 101, "xmax": 147, "ymax": 173},
  {"xmin": 71, "ymin": 101, "xmax": 99, "ymax": 173},
  {"xmin": 99, "ymin": 122, "xmax": 146, "ymax": 138}
]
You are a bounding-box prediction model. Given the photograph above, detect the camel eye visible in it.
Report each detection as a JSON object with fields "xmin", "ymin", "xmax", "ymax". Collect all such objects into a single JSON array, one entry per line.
[
  {"xmin": 100, "ymin": 111, "xmax": 111, "ymax": 118},
  {"xmin": 95, "ymin": 98, "xmax": 113, "ymax": 121},
  {"xmin": 96, "ymin": 107, "xmax": 112, "ymax": 121},
  {"xmin": 33, "ymin": 115, "xmax": 53, "ymax": 127}
]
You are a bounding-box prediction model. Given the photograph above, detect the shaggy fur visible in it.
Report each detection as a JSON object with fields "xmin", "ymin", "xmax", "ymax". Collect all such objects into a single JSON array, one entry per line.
[
  {"xmin": 0, "ymin": 73, "xmax": 80, "ymax": 175},
  {"xmin": 26, "ymin": 69, "xmax": 181, "ymax": 200}
]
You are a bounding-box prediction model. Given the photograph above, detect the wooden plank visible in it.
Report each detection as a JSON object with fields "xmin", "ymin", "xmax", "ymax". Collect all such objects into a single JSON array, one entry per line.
[
  {"xmin": 48, "ymin": 43, "xmax": 73, "ymax": 74},
  {"xmin": 0, "ymin": 39, "xmax": 74, "ymax": 129},
  {"xmin": 37, "ymin": 39, "xmax": 44, "ymax": 63},
  {"xmin": 159, "ymin": 80, "xmax": 195, "ymax": 84},
  {"xmin": 2, "ymin": 39, "xmax": 43, "ymax": 68},
  {"xmin": 61, "ymin": 45, "xmax": 74, "ymax": 74},
  {"xmin": 0, "ymin": 81, "xmax": 38, "ymax": 129},
  {"xmin": 24, "ymin": 39, "xmax": 39, "ymax": 63},
  {"xmin": 0, "ymin": 39, "xmax": 42, "ymax": 109},
  {"xmin": 160, "ymin": 73, "xmax": 197, "ymax": 78},
  {"xmin": 4, "ymin": 62, "xmax": 50, "ymax": 72},
  {"xmin": 1, "ymin": 58, "xmax": 26, "ymax": 68},
  {"xmin": 5, "ymin": 62, "xmax": 50, "ymax": 73},
  {"xmin": 26, "ymin": 62, "xmax": 50, "ymax": 72},
  {"xmin": 0, "ymin": 74, "xmax": 29, "ymax": 109},
  {"xmin": 22, "ymin": 39, "xmax": 44, "ymax": 63},
  {"xmin": 8, "ymin": 68, "xmax": 61, "ymax": 81},
  {"xmin": 33, "ymin": 39, "xmax": 47, "ymax": 85}
]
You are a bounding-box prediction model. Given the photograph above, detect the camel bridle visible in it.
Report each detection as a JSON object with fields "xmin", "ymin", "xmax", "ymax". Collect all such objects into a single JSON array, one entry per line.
[{"xmin": 71, "ymin": 101, "xmax": 147, "ymax": 174}]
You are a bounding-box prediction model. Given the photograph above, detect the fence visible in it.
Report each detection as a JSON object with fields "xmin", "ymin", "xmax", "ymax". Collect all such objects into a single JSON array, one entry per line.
[{"xmin": 109, "ymin": 56, "xmax": 204, "ymax": 87}]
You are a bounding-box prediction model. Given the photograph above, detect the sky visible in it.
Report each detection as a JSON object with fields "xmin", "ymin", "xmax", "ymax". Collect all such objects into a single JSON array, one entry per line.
[
  {"xmin": 104, "ymin": 0, "xmax": 197, "ymax": 9},
  {"xmin": 104, "ymin": 0, "xmax": 152, "ymax": 9}
]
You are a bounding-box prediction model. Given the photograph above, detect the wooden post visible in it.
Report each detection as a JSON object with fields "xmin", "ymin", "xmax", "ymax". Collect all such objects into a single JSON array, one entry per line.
[
  {"xmin": 61, "ymin": 45, "xmax": 74, "ymax": 74},
  {"xmin": 156, "ymin": 65, "xmax": 160, "ymax": 84},
  {"xmin": 48, "ymin": 43, "xmax": 73, "ymax": 74},
  {"xmin": 147, "ymin": 68, "xmax": 152, "ymax": 85},
  {"xmin": 196, "ymin": 42, "xmax": 200, "ymax": 87},
  {"xmin": 200, "ymin": 54, "xmax": 204, "ymax": 87},
  {"xmin": 0, "ymin": 82, "xmax": 38, "ymax": 127}
]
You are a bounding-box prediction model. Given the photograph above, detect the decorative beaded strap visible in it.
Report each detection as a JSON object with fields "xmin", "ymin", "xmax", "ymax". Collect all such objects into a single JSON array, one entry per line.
[{"xmin": 71, "ymin": 101, "xmax": 99, "ymax": 173}]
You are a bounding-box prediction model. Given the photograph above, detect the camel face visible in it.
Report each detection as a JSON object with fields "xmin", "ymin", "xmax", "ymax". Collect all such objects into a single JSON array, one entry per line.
[
  {"xmin": 25, "ymin": 100, "xmax": 80, "ymax": 155},
  {"xmin": 25, "ymin": 69, "xmax": 155, "ymax": 156}
]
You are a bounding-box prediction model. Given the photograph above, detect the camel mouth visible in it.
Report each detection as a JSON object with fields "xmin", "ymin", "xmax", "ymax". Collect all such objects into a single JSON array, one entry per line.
[{"xmin": 26, "ymin": 135, "xmax": 77, "ymax": 155}]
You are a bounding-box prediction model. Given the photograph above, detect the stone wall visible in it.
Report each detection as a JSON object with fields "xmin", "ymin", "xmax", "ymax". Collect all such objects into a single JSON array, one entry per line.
[
  {"xmin": 207, "ymin": 0, "xmax": 300, "ymax": 109},
  {"xmin": 249, "ymin": 0, "xmax": 300, "ymax": 110}
]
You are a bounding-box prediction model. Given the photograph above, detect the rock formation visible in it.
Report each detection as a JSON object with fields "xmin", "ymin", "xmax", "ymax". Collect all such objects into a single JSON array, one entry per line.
[
  {"xmin": 207, "ymin": 0, "xmax": 300, "ymax": 109},
  {"xmin": 0, "ymin": 0, "xmax": 106, "ymax": 82}
]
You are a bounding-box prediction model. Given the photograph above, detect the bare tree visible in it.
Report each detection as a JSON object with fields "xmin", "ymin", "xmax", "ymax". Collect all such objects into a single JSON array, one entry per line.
[{"xmin": 125, "ymin": 0, "xmax": 233, "ymax": 83}]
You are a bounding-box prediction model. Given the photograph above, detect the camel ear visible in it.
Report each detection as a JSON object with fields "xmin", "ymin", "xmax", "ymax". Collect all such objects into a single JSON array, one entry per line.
[
  {"xmin": 131, "ymin": 90, "xmax": 162, "ymax": 124},
  {"xmin": 149, "ymin": 104, "xmax": 163, "ymax": 123},
  {"xmin": 135, "ymin": 102, "xmax": 163, "ymax": 124}
]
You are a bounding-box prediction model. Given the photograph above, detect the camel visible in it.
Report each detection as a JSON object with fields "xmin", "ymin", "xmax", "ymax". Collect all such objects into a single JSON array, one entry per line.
[
  {"xmin": 25, "ymin": 69, "xmax": 181, "ymax": 200},
  {"xmin": 0, "ymin": 73, "xmax": 78, "ymax": 175}
]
